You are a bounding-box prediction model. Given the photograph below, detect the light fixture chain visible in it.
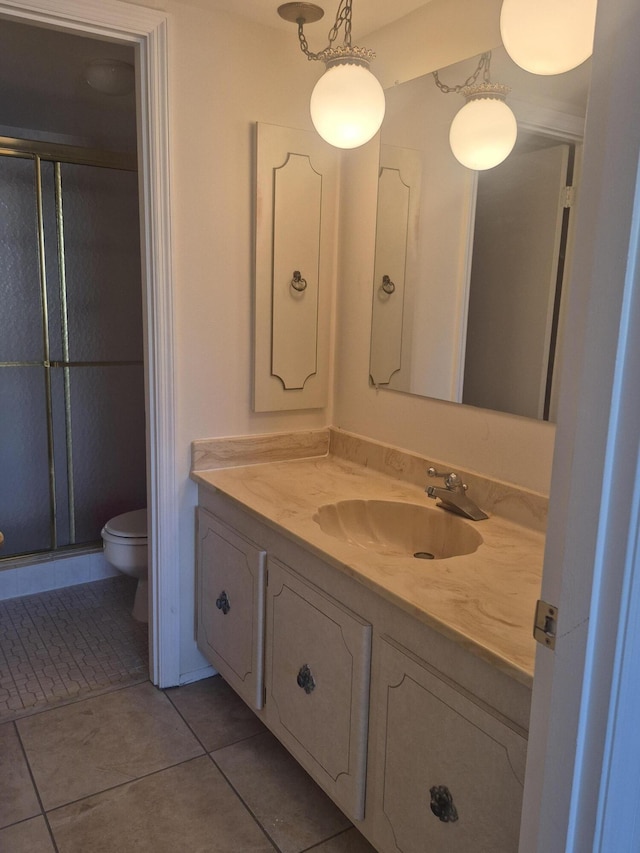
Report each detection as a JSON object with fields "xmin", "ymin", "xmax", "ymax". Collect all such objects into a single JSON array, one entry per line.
[
  {"xmin": 482, "ymin": 52, "xmax": 492, "ymax": 84},
  {"xmin": 296, "ymin": 0, "xmax": 353, "ymax": 61},
  {"xmin": 297, "ymin": 21, "xmax": 316, "ymax": 59},
  {"xmin": 433, "ymin": 52, "xmax": 492, "ymax": 94},
  {"xmin": 327, "ymin": 0, "xmax": 351, "ymax": 47}
]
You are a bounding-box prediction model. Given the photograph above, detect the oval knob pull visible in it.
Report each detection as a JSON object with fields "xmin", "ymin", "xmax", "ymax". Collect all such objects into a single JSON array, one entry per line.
[
  {"xmin": 296, "ymin": 664, "xmax": 316, "ymax": 694},
  {"xmin": 291, "ymin": 270, "xmax": 308, "ymax": 292},
  {"xmin": 382, "ymin": 274, "xmax": 396, "ymax": 294},
  {"xmin": 215, "ymin": 591, "xmax": 230, "ymax": 615},
  {"xmin": 429, "ymin": 786, "xmax": 458, "ymax": 823}
]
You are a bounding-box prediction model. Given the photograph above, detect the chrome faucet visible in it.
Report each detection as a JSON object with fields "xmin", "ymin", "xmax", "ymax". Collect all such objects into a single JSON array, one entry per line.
[{"xmin": 425, "ymin": 467, "xmax": 488, "ymax": 521}]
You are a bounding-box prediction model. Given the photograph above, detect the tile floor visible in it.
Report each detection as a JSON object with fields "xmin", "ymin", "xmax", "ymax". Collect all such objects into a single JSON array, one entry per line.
[
  {"xmin": 0, "ymin": 577, "xmax": 148, "ymax": 722},
  {"xmin": 1, "ymin": 676, "xmax": 376, "ymax": 852},
  {"xmin": 0, "ymin": 578, "xmax": 377, "ymax": 852}
]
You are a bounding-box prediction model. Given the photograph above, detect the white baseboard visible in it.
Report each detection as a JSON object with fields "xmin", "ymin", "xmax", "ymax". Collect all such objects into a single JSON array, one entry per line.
[
  {"xmin": 0, "ymin": 551, "xmax": 119, "ymax": 601},
  {"xmin": 178, "ymin": 664, "xmax": 217, "ymax": 686}
]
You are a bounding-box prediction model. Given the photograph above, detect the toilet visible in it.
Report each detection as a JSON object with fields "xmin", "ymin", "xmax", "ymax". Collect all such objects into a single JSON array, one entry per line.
[{"xmin": 101, "ymin": 509, "xmax": 148, "ymax": 622}]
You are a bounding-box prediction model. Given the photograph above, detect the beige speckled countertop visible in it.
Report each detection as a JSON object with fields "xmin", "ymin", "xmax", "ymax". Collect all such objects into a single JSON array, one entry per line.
[{"xmin": 192, "ymin": 446, "xmax": 545, "ymax": 687}]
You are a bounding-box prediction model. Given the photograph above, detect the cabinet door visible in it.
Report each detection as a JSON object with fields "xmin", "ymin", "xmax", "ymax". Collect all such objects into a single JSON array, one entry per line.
[
  {"xmin": 372, "ymin": 636, "xmax": 526, "ymax": 853},
  {"xmin": 265, "ymin": 558, "xmax": 371, "ymax": 821},
  {"xmin": 196, "ymin": 509, "xmax": 266, "ymax": 710}
]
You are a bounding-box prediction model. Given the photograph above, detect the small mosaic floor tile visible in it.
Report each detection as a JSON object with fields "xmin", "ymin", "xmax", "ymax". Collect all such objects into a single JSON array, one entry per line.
[{"xmin": 0, "ymin": 577, "xmax": 148, "ymax": 722}]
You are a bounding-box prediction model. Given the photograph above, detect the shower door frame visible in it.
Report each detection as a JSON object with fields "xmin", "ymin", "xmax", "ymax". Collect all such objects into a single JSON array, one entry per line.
[
  {"xmin": 0, "ymin": 0, "xmax": 178, "ymax": 688},
  {"xmin": 0, "ymin": 140, "xmax": 141, "ymax": 556}
]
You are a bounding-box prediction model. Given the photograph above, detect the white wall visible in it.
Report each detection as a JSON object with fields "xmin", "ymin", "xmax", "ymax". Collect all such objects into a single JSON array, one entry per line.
[{"xmin": 166, "ymin": 2, "xmax": 334, "ymax": 678}]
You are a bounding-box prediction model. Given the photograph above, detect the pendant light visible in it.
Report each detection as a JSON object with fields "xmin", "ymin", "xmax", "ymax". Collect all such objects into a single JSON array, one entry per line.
[
  {"xmin": 85, "ymin": 59, "xmax": 135, "ymax": 96},
  {"xmin": 434, "ymin": 53, "xmax": 517, "ymax": 171},
  {"xmin": 278, "ymin": 1, "xmax": 386, "ymax": 149},
  {"xmin": 500, "ymin": 0, "xmax": 597, "ymax": 75}
]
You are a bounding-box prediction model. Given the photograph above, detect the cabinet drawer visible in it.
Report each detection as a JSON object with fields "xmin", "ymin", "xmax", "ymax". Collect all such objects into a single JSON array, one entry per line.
[
  {"xmin": 373, "ymin": 636, "xmax": 526, "ymax": 853},
  {"xmin": 265, "ymin": 558, "xmax": 371, "ymax": 821},
  {"xmin": 196, "ymin": 509, "xmax": 266, "ymax": 710}
]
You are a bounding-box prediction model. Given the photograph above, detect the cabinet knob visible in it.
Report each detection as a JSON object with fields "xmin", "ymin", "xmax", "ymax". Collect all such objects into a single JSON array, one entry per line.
[
  {"xmin": 429, "ymin": 786, "xmax": 458, "ymax": 823},
  {"xmin": 215, "ymin": 591, "xmax": 231, "ymax": 615},
  {"xmin": 296, "ymin": 664, "xmax": 316, "ymax": 694}
]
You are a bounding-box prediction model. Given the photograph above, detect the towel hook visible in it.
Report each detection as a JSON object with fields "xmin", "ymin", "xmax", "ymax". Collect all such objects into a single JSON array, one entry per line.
[
  {"xmin": 382, "ymin": 274, "xmax": 395, "ymax": 294},
  {"xmin": 291, "ymin": 270, "xmax": 308, "ymax": 292}
]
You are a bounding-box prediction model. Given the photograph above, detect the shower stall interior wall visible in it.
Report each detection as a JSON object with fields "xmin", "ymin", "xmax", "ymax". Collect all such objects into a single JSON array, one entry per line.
[{"xmin": 0, "ymin": 142, "xmax": 146, "ymax": 562}]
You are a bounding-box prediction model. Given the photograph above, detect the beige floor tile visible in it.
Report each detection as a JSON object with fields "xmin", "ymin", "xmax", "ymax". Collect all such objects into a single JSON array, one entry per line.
[
  {"xmin": 309, "ymin": 827, "xmax": 378, "ymax": 852},
  {"xmin": 165, "ymin": 675, "xmax": 266, "ymax": 751},
  {"xmin": 0, "ymin": 722, "xmax": 41, "ymax": 828},
  {"xmin": 0, "ymin": 816, "xmax": 56, "ymax": 852},
  {"xmin": 48, "ymin": 755, "xmax": 275, "ymax": 853},
  {"xmin": 213, "ymin": 731, "xmax": 351, "ymax": 853},
  {"xmin": 17, "ymin": 681, "xmax": 204, "ymax": 810}
]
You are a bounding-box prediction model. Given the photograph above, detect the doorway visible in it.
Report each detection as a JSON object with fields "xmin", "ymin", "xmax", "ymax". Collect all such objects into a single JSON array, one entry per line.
[{"xmin": 0, "ymin": 0, "xmax": 177, "ymax": 688}]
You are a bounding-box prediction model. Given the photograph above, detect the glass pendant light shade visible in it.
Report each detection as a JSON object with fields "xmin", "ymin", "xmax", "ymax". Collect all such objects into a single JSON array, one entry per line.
[
  {"xmin": 310, "ymin": 62, "xmax": 386, "ymax": 149},
  {"xmin": 85, "ymin": 59, "xmax": 135, "ymax": 95},
  {"xmin": 449, "ymin": 96, "xmax": 517, "ymax": 171},
  {"xmin": 500, "ymin": 0, "xmax": 597, "ymax": 75}
]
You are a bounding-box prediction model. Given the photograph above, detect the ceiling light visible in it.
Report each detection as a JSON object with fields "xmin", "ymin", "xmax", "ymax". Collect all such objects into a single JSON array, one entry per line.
[
  {"xmin": 500, "ymin": 0, "xmax": 597, "ymax": 75},
  {"xmin": 85, "ymin": 59, "xmax": 135, "ymax": 96},
  {"xmin": 278, "ymin": 1, "xmax": 386, "ymax": 149},
  {"xmin": 434, "ymin": 53, "xmax": 517, "ymax": 171}
]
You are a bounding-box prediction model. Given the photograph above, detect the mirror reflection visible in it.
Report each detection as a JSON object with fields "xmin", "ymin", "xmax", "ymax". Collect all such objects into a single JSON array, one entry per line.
[{"xmin": 369, "ymin": 46, "xmax": 590, "ymax": 421}]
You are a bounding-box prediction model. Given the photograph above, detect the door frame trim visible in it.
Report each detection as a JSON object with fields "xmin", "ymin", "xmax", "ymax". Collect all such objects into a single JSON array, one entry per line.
[{"xmin": 0, "ymin": 0, "xmax": 179, "ymax": 686}]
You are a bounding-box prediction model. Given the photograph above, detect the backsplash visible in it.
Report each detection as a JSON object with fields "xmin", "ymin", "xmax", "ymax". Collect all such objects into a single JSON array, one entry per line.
[
  {"xmin": 191, "ymin": 429, "xmax": 329, "ymax": 471},
  {"xmin": 191, "ymin": 427, "xmax": 548, "ymax": 533},
  {"xmin": 329, "ymin": 428, "xmax": 548, "ymax": 533}
]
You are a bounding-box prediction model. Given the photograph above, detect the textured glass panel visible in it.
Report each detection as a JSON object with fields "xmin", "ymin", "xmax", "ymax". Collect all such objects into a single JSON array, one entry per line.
[
  {"xmin": 0, "ymin": 156, "xmax": 44, "ymax": 363},
  {"xmin": 50, "ymin": 368, "xmax": 71, "ymax": 548},
  {"xmin": 60, "ymin": 165, "xmax": 143, "ymax": 363},
  {"xmin": 69, "ymin": 365, "xmax": 146, "ymax": 543},
  {"xmin": 0, "ymin": 366, "xmax": 52, "ymax": 556}
]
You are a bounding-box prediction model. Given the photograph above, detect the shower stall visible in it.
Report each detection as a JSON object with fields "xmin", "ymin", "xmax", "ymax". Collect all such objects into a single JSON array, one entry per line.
[{"xmin": 0, "ymin": 138, "xmax": 146, "ymax": 563}]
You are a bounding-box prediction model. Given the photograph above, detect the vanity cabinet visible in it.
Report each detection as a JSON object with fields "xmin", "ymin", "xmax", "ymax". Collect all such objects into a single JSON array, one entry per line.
[
  {"xmin": 265, "ymin": 557, "xmax": 371, "ymax": 820},
  {"xmin": 370, "ymin": 636, "xmax": 526, "ymax": 852},
  {"xmin": 195, "ymin": 493, "xmax": 530, "ymax": 852},
  {"xmin": 197, "ymin": 506, "xmax": 371, "ymax": 822},
  {"xmin": 196, "ymin": 509, "xmax": 266, "ymax": 710}
]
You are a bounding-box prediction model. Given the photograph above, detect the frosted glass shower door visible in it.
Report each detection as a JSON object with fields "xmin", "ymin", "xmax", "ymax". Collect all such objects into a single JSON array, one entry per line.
[
  {"xmin": 56, "ymin": 163, "xmax": 146, "ymax": 544},
  {"xmin": 0, "ymin": 150, "xmax": 145, "ymax": 560},
  {"xmin": 0, "ymin": 367, "xmax": 52, "ymax": 555},
  {"xmin": 0, "ymin": 155, "xmax": 53, "ymax": 555}
]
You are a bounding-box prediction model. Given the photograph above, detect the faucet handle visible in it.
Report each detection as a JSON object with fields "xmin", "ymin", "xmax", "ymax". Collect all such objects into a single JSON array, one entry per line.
[
  {"xmin": 427, "ymin": 467, "xmax": 467, "ymax": 492},
  {"xmin": 427, "ymin": 466, "xmax": 446, "ymax": 479}
]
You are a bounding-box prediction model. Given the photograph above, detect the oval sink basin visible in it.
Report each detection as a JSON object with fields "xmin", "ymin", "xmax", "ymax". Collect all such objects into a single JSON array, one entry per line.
[{"xmin": 313, "ymin": 499, "xmax": 482, "ymax": 559}]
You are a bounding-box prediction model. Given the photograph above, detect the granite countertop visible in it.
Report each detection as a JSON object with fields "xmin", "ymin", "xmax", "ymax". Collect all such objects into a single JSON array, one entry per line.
[{"xmin": 192, "ymin": 452, "xmax": 544, "ymax": 686}]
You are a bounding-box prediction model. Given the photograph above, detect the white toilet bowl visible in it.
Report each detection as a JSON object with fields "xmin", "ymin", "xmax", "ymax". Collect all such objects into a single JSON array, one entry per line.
[{"xmin": 101, "ymin": 509, "xmax": 148, "ymax": 622}]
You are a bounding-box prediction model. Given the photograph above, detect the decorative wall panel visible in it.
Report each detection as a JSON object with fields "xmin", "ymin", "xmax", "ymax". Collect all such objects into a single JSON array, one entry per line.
[
  {"xmin": 369, "ymin": 146, "xmax": 422, "ymax": 389},
  {"xmin": 370, "ymin": 166, "xmax": 410, "ymax": 386},
  {"xmin": 254, "ymin": 123, "xmax": 338, "ymax": 412},
  {"xmin": 272, "ymin": 154, "xmax": 321, "ymax": 390}
]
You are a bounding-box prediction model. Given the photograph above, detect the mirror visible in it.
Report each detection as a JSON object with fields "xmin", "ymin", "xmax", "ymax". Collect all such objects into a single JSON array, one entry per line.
[{"xmin": 369, "ymin": 46, "xmax": 591, "ymax": 421}]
